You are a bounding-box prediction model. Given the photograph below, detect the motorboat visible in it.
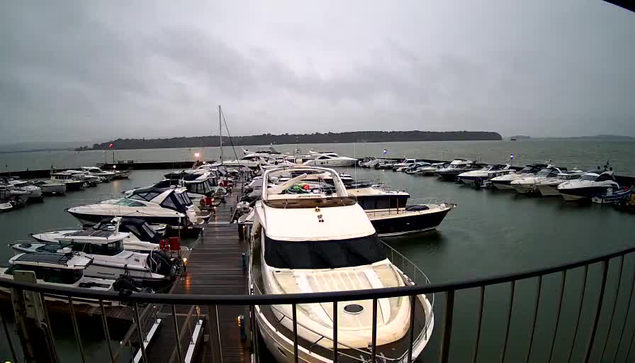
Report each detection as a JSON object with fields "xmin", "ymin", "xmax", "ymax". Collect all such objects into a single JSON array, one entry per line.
[
  {"xmin": 0, "ymin": 253, "xmax": 124, "ymax": 306},
  {"xmin": 348, "ymin": 185, "xmax": 455, "ymax": 237},
  {"xmin": 405, "ymin": 162, "xmax": 431, "ymax": 174},
  {"xmin": 510, "ymin": 166, "xmax": 567, "ymax": 194},
  {"xmin": 67, "ymin": 187, "xmax": 205, "ymax": 229},
  {"xmin": 50, "ymin": 171, "xmax": 85, "ymax": 191},
  {"xmin": 125, "ymin": 170, "xmax": 217, "ymax": 204},
  {"xmin": 10, "ymin": 230, "xmax": 181, "ymax": 285},
  {"xmin": 34, "ymin": 179, "xmax": 67, "ymax": 195},
  {"xmin": 303, "ymin": 152, "xmax": 357, "ymax": 167},
  {"xmin": 31, "ymin": 217, "xmax": 170, "ymax": 253},
  {"xmin": 250, "ymin": 165, "xmax": 434, "ymax": 362},
  {"xmin": 4, "ymin": 179, "xmax": 43, "ymax": 201},
  {"xmin": 536, "ymin": 170, "xmax": 585, "ymax": 196},
  {"xmin": 82, "ymin": 166, "xmax": 116, "ymax": 182},
  {"xmin": 415, "ymin": 162, "xmax": 445, "ymax": 176},
  {"xmin": 0, "ymin": 201, "xmax": 13, "ymax": 212},
  {"xmin": 0, "ymin": 183, "xmax": 30, "ymax": 206},
  {"xmin": 457, "ymin": 164, "xmax": 512, "ymax": 186},
  {"xmin": 592, "ymin": 187, "xmax": 633, "ymax": 205},
  {"xmin": 489, "ymin": 163, "xmax": 547, "ymax": 190},
  {"xmin": 558, "ymin": 170, "xmax": 621, "ymax": 202},
  {"xmin": 67, "ymin": 170, "xmax": 103, "ymax": 187},
  {"xmin": 392, "ymin": 158, "xmax": 418, "ymax": 171},
  {"xmin": 113, "ymin": 169, "xmax": 131, "ymax": 179},
  {"xmin": 436, "ymin": 159, "xmax": 478, "ymax": 181}
]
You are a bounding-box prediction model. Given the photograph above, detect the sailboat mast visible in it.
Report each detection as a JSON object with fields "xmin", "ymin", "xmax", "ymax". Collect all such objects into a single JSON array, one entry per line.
[{"xmin": 219, "ymin": 105, "xmax": 223, "ymax": 164}]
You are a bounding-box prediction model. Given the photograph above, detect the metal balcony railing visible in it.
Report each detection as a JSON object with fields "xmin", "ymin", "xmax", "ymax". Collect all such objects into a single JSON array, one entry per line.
[{"xmin": 1, "ymin": 244, "xmax": 635, "ymax": 363}]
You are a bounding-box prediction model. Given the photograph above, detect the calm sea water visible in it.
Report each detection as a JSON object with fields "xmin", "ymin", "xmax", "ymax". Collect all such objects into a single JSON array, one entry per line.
[
  {"xmin": 2, "ymin": 139, "xmax": 634, "ymax": 175},
  {"xmin": 1, "ymin": 141, "xmax": 634, "ymax": 362}
]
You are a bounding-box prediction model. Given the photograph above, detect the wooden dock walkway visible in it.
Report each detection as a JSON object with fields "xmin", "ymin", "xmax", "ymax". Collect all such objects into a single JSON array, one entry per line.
[{"xmin": 142, "ymin": 200, "xmax": 251, "ymax": 363}]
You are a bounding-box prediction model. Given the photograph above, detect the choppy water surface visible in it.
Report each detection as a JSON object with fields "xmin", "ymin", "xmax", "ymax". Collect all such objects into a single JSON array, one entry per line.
[{"xmin": 0, "ymin": 160, "xmax": 634, "ymax": 361}]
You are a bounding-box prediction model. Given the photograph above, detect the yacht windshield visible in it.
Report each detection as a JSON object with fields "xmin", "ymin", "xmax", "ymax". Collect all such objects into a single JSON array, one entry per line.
[
  {"xmin": 581, "ymin": 174, "xmax": 597, "ymax": 181},
  {"xmin": 264, "ymin": 234, "xmax": 386, "ymax": 269},
  {"xmin": 536, "ymin": 169, "xmax": 552, "ymax": 177}
]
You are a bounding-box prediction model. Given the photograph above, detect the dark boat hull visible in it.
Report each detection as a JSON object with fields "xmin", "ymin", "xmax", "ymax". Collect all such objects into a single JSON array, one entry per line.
[
  {"xmin": 559, "ymin": 186, "xmax": 617, "ymax": 201},
  {"xmin": 369, "ymin": 207, "xmax": 452, "ymax": 237}
]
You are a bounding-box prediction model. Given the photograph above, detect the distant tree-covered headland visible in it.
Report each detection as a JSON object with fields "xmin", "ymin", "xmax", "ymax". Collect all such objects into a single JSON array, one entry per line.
[{"xmin": 78, "ymin": 130, "xmax": 502, "ymax": 150}]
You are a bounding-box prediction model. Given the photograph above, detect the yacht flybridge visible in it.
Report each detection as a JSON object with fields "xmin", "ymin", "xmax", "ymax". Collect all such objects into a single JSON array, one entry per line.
[{"xmin": 249, "ymin": 166, "xmax": 434, "ymax": 362}]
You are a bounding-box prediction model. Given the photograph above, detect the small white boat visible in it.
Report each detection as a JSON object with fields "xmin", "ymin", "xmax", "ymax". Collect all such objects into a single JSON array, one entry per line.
[
  {"xmin": 457, "ymin": 164, "xmax": 513, "ymax": 186},
  {"xmin": 303, "ymin": 152, "xmax": 357, "ymax": 167},
  {"xmin": 558, "ymin": 170, "xmax": 620, "ymax": 202},
  {"xmin": 535, "ymin": 170, "xmax": 585, "ymax": 196},
  {"xmin": 35, "ymin": 180, "xmax": 67, "ymax": 195},
  {"xmin": 82, "ymin": 166, "xmax": 116, "ymax": 182},
  {"xmin": 510, "ymin": 166, "xmax": 565, "ymax": 194},
  {"xmin": 490, "ymin": 163, "xmax": 548, "ymax": 190},
  {"xmin": 50, "ymin": 171, "xmax": 85, "ymax": 191},
  {"xmin": 5, "ymin": 179, "xmax": 43, "ymax": 201},
  {"xmin": 0, "ymin": 253, "xmax": 123, "ymax": 306}
]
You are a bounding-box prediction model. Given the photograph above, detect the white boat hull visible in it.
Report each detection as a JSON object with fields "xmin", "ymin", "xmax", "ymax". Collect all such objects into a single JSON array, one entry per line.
[
  {"xmin": 41, "ymin": 183, "xmax": 66, "ymax": 195},
  {"xmin": 536, "ymin": 184, "xmax": 560, "ymax": 196},
  {"xmin": 511, "ymin": 183, "xmax": 535, "ymax": 194},
  {"xmin": 255, "ymin": 294, "xmax": 434, "ymax": 363}
]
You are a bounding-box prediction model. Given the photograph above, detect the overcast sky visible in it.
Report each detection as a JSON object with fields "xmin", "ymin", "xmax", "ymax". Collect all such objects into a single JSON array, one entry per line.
[{"xmin": 0, "ymin": 1, "xmax": 634, "ymax": 144}]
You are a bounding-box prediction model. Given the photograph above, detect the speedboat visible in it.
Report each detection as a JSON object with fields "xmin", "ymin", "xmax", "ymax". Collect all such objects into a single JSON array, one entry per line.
[
  {"xmin": 35, "ymin": 179, "xmax": 67, "ymax": 195},
  {"xmin": 67, "ymin": 187, "xmax": 204, "ymax": 229},
  {"xmin": 31, "ymin": 217, "xmax": 170, "ymax": 253},
  {"xmin": 10, "ymin": 232, "xmax": 181, "ymax": 285},
  {"xmin": 250, "ymin": 165, "xmax": 434, "ymax": 362},
  {"xmin": 0, "ymin": 253, "xmax": 126, "ymax": 306},
  {"xmin": 489, "ymin": 163, "xmax": 547, "ymax": 190},
  {"xmin": 348, "ymin": 185, "xmax": 455, "ymax": 237},
  {"xmin": 81, "ymin": 166, "xmax": 116, "ymax": 182},
  {"xmin": 436, "ymin": 159, "xmax": 477, "ymax": 181},
  {"xmin": 405, "ymin": 162, "xmax": 431, "ymax": 174},
  {"xmin": 536, "ymin": 170, "xmax": 585, "ymax": 196},
  {"xmin": 4, "ymin": 179, "xmax": 43, "ymax": 201},
  {"xmin": 51, "ymin": 171, "xmax": 85, "ymax": 191},
  {"xmin": 67, "ymin": 170, "xmax": 102, "ymax": 187},
  {"xmin": 0, "ymin": 183, "xmax": 30, "ymax": 206},
  {"xmin": 125, "ymin": 170, "xmax": 217, "ymax": 204},
  {"xmin": 558, "ymin": 170, "xmax": 620, "ymax": 202},
  {"xmin": 457, "ymin": 164, "xmax": 512, "ymax": 186},
  {"xmin": 510, "ymin": 165, "xmax": 566, "ymax": 194},
  {"xmin": 303, "ymin": 152, "xmax": 357, "ymax": 167},
  {"xmin": 392, "ymin": 158, "xmax": 418, "ymax": 171},
  {"xmin": 415, "ymin": 162, "xmax": 445, "ymax": 176}
]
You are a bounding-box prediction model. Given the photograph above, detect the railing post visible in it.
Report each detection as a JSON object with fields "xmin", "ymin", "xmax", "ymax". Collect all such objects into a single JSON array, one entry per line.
[
  {"xmin": 615, "ymin": 262, "xmax": 635, "ymax": 361},
  {"xmin": 408, "ymin": 294, "xmax": 417, "ymax": 363},
  {"xmin": 68, "ymin": 297, "xmax": 86, "ymax": 363},
  {"xmin": 500, "ymin": 281, "xmax": 516, "ymax": 363},
  {"xmin": 600, "ymin": 255, "xmax": 624, "ymax": 361},
  {"xmin": 1, "ymin": 305, "xmax": 18, "ymax": 363},
  {"xmin": 567, "ymin": 265, "xmax": 589, "ymax": 363},
  {"xmin": 472, "ymin": 286, "xmax": 485, "ymax": 363},
  {"xmin": 133, "ymin": 301, "xmax": 148, "ymax": 363},
  {"xmin": 99, "ymin": 300, "xmax": 115, "ymax": 363},
  {"xmin": 583, "ymin": 259, "xmax": 609, "ymax": 363},
  {"xmin": 439, "ymin": 290, "xmax": 455, "ymax": 363},
  {"xmin": 292, "ymin": 303, "xmax": 299, "ymax": 363},
  {"xmin": 371, "ymin": 298, "xmax": 378, "ymax": 361},
  {"xmin": 333, "ymin": 301, "xmax": 338, "ymax": 363},
  {"xmin": 171, "ymin": 304, "xmax": 184, "ymax": 363},
  {"xmin": 525, "ymin": 276, "xmax": 543, "ymax": 363},
  {"xmin": 548, "ymin": 270, "xmax": 567, "ymax": 363}
]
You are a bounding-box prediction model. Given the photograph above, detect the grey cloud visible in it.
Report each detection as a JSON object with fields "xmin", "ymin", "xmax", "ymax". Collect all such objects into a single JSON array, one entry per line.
[{"xmin": 0, "ymin": 0, "xmax": 634, "ymax": 144}]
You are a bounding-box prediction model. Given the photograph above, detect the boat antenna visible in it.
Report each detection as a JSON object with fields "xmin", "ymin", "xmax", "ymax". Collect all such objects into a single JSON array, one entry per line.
[{"xmin": 218, "ymin": 105, "xmax": 223, "ymax": 164}]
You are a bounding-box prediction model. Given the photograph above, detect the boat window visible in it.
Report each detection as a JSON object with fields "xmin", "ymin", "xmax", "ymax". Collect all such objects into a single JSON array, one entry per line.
[
  {"xmin": 596, "ymin": 173, "xmax": 614, "ymax": 182},
  {"xmin": 536, "ymin": 169, "xmax": 552, "ymax": 177},
  {"xmin": 114, "ymin": 199, "xmax": 146, "ymax": 207},
  {"xmin": 265, "ymin": 234, "xmax": 386, "ymax": 269},
  {"xmin": 161, "ymin": 195, "xmax": 178, "ymax": 210},
  {"xmin": 141, "ymin": 224, "xmax": 159, "ymax": 241},
  {"xmin": 42, "ymin": 268, "xmax": 83, "ymax": 284},
  {"xmin": 581, "ymin": 174, "xmax": 597, "ymax": 181}
]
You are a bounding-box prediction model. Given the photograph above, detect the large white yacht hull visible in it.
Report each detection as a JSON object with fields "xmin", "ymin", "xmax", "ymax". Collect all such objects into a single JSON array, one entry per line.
[
  {"xmin": 536, "ymin": 184, "xmax": 561, "ymax": 196},
  {"xmin": 255, "ymin": 294, "xmax": 434, "ymax": 363}
]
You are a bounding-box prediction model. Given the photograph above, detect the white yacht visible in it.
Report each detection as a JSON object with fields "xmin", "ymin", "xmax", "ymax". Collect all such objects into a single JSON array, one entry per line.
[
  {"xmin": 536, "ymin": 170, "xmax": 585, "ymax": 196},
  {"xmin": 558, "ymin": 170, "xmax": 620, "ymax": 201},
  {"xmin": 81, "ymin": 166, "xmax": 116, "ymax": 182},
  {"xmin": 391, "ymin": 158, "xmax": 418, "ymax": 171},
  {"xmin": 67, "ymin": 187, "xmax": 204, "ymax": 229},
  {"xmin": 303, "ymin": 152, "xmax": 357, "ymax": 167},
  {"xmin": 457, "ymin": 164, "xmax": 512, "ymax": 186},
  {"xmin": 5, "ymin": 179, "xmax": 43, "ymax": 201},
  {"xmin": 0, "ymin": 253, "xmax": 121, "ymax": 306},
  {"xmin": 11, "ymin": 229, "xmax": 180, "ymax": 285},
  {"xmin": 415, "ymin": 162, "xmax": 445, "ymax": 176},
  {"xmin": 51, "ymin": 171, "xmax": 85, "ymax": 191},
  {"xmin": 250, "ymin": 166, "xmax": 434, "ymax": 362},
  {"xmin": 436, "ymin": 159, "xmax": 476, "ymax": 181},
  {"xmin": 510, "ymin": 166, "xmax": 565, "ymax": 194},
  {"xmin": 35, "ymin": 179, "xmax": 67, "ymax": 195},
  {"xmin": 489, "ymin": 163, "xmax": 547, "ymax": 190},
  {"xmin": 125, "ymin": 170, "xmax": 216, "ymax": 204},
  {"xmin": 31, "ymin": 217, "xmax": 170, "ymax": 253}
]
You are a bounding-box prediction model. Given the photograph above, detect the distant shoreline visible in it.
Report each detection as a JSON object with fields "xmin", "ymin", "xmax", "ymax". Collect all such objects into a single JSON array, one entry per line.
[{"xmin": 77, "ymin": 130, "xmax": 503, "ymax": 151}]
